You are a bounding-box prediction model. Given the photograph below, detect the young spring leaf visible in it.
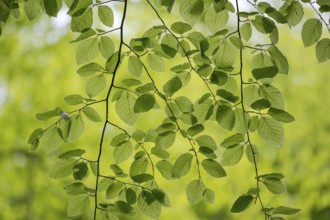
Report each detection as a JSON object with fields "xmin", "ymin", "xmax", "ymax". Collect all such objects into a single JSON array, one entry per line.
[
  {"xmin": 138, "ymin": 191, "xmax": 162, "ymax": 219},
  {"xmin": 201, "ymin": 159, "xmax": 226, "ymax": 178},
  {"xmin": 301, "ymin": 18, "xmax": 322, "ymax": 47},
  {"xmin": 231, "ymin": 194, "xmax": 254, "ymax": 213},
  {"xmin": 64, "ymin": 182, "xmax": 90, "ymax": 195},
  {"xmin": 43, "ymin": 0, "xmax": 60, "ymax": 17},
  {"xmin": 64, "ymin": 94, "xmax": 84, "ymax": 105},
  {"xmin": 146, "ymin": 53, "xmax": 165, "ymax": 72},
  {"xmin": 115, "ymin": 91, "xmax": 139, "ymax": 125},
  {"xmin": 40, "ymin": 127, "xmax": 64, "ymax": 153},
  {"xmin": 155, "ymin": 131, "xmax": 176, "ymax": 149},
  {"xmin": 106, "ymin": 182, "xmax": 123, "ymax": 199},
  {"xmin": 263, "ymin": 178, "xmax": 287, "ymax": 194},
  {"xmin": 245, "ymin": 144, "xmax": 260, "ymax": 164},
  {"xmin": 77, "ymin": 62, "xmax": 103, "ymax": 77},
  {"xmin": 163, "ymin": 77, "xmax": 182, "ymax": 97},
  {"xmin": 250, "ymin": 99, "xmax": 271, "ymax": 110},
  {"xmin": 134, "ymin": 94, "xmax": 156, "ymax": 113},
  {"xmin": 86, "ymin": 74, "xmax": 107, "ymax": 97},
  {"xmin": 185, "ymin": 179, "xmax": 205, "ymax": 205},
  {"xmin": 76, "ymin": 38, "xmax": 99, "ymax": 65},
  {"xmin": 240, "ymin": 22, "xmax": 252, "ymax": 41},
  {"xmin": 67, "ymin": 195, "xmax": 90, "ymax": 218},
  {"xmin": 195, "ymin": 135, "xmax": 217, "ymax": 151},
  {"xmin": 174, "ymin": 96, "xmax": 194, "ymax": 113},
  {"xmin": 152, "ymin": 188, "xmax": 171, "ymax": 207},
  {"xmin": 187, "ymin": 124, "xmax": 204, "ymax": 137},
  {"xmin": 172, "ymin": 153, "xmax": 193, "ymax": 178},
  {"xmin": 68, "ymin": 114, "xmax": 85, "ymax": 142},
  {"xmin": 272, "ymin": 206, "xmax": 301, "ymax": 215},
  {"xmin": 220, "ymin": 133, "xmax": 245, "ymax": 148},
  {"xmin": 315, "ymin": 38, "xmax": 330, "ymax": 63},
  {"xmin": 36, "ymin": 107, "xmax": 62, "ymax": 121},
  {"xmin": 220, "ymin": 145, "xmax": 244, "ymax": 166},
  {"xmin": 268, "ymin": 46, "xmax": 289, "ymax": 74},
  {"xmin": 82, "ymin": 106, "xmax": 102, "ymax": 122},
  {"xmin": 98, "ymin": 6, "xmax": 114, "ymax": 27},
  {"xmin": 203, "ymin": 188, "xmax": 215, "ymax": 204},
  {"xmin": 156, "ymin": 160, "xmax": 174, "ymax": 180},
  {"xmin": 129, "ymin": 157, "xmax": 148, "ymax": 177},
  {"xmin": 58, "ymin": 149, "xmax": 86, "ymax": 159},
  {"xmin": 99, "ymin": 36, "xmax": 115, "ymax": 59},
  {"xmin": 170, "ymin": 21, "xmax": 192, "ymax": 34},
  {"xmin": 258, "ymin": 116, "xmax": 284, "ymax": 146},
  {"xmin": 73, "ymin": 162, "xmax": 89, "ymax": 180},
  {"xmin": 179, "ymin": 0, "xmax": 204, "ymax": 25},
  {"xmin": 49, "ymin": 159, "xmax": 77, "ymax": 179},
  {"xmin": 113, "ymin": 141, "xmax": 133, "ymax": 164},
  {"xmin": 71, "ymin": 9, "xmax": 93, "ymax": 32},
  {"xmin": 267, "ymin": 108, "xmax": 295, "ymax": 123},
  {"xmin": 216, "ymin": 105, "xmax": 235, "ymax": 131},
  {"xmin": 128, "ymin": 56, "xmax": 143, "ymax": 77}
]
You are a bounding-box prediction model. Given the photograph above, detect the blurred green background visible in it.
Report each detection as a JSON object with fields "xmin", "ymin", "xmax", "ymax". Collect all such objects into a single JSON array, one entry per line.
[{"xmin": 0, "ymin": 2, "xmax": 329, "ymax": 220}]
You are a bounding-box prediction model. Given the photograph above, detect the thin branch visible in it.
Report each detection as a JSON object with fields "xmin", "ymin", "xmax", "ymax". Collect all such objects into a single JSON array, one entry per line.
[
  {"xmin": 93, "ymin": 0, "xmax": 128, "ymax": 219},
  {"xmin": 236, "ymin": 0, "xmax": 266, "ymax": 218}
]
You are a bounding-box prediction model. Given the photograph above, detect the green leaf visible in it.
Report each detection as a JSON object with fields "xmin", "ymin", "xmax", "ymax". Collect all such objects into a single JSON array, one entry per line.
[
  {"xmin": 59, "ymin": 149, "xmax": 86, "ymax": 159},
  {"xmin": 131, "ymin": 174, "xmax": 154, "ymax": 183},
  {"xmin": 241, "ymin": 22, "xmax": 252, "ymax": 41},
  {"xmin": 201, "ymin": 159, "xmax": 226, "ymax": 178},
  {"xmin": 67, "ymin": 195, "xmax": 90, "ymax": 218},
  {"xmin": 263, "ymin": 178, "xmax": 287, "ymax": 194},
  {"xmin": 220, "ymin": 145, "xmax": 244, "ymax": 166},
  {"xmin": 156, "ymin": 160, "xmax": 174, "ymax": 180},
  {"xmin": 129, "ymin": 157, "xmax": 148, "ymax": 177},
  {"xmin": 146, "ymin": 53, "xmax": 165, "ymax": 72},
  {"xmin": 248, "ymin": 115, "xmax": 259, "ymax": 132},
  {"xmin": 251, "ymin": 99, "xmax": 271, "ymax": 110},
  {"xmin": 205, "ymin": 7, "xmax": 229, "ymax": 33},
  {"xmin": 187, "ymin": 124, "xmax": 204, "ymax": 137},
  {"xmin": 114, "ymin": 201, "xmax": 135, "ymax": 215},
  {"xmin": 174, "ymin": 96, "xmax": 194, "ymax": 113},
  {"xmin": 138, "ymin": 191, "xmax": 162, "ymax": 219},
  {"xmin": 125, "ymin": 188, "xmax": 137, "ymax": 205},
  {"xmin": 152, "ymin": 189, "xmax": 171, "ymax": 207},
  {"xmin": 68, "ymin": 114, "xmax": 85, "ymax": 142},
  {"xmin": 280, "ymin": 0, "xmax": 303, "ymax": 26},
  {"xmin": 272, "ymin": 206, "xmax": 301, "ymax": 215},
  {"xmin": 83, "ymin": 106, "xmax": 102, "ymax": 122},
  {"xmin": 195, "ymin": 135, "xmax": 217, "ymax": 150},
  {"xmin": 216, "ymin": 105, "xmax": 235, "ymax": 130},
  {"xmin": 203, "ymin": 188, "xmax": 215, "ymax": 204},
  {"xmin": 114, "ymin": 141, "xmax": 133, "ymax": 163},
  {"xmin": 179, "ymin": 0, "xmax": 204, "ymax": 25},
  {"xmin": 28, "ymin": 128, "xmax": 43, "ymax": 150},
  {"xmin": 86, "ymin": 74, "xmax": 107, "ymax": 98},
  {"xmin": 163, "ymin": 77, "xmax": 182, "ymax": 97},
  {"xmin": 77, "ymin": 62, "xmax": 103, "ymax": 77},
  {"xmin": 229, "ymin": 36, "xmax": 244, "ymax": 49},
  {"xmin": 301, "ymin": 18, "xmax": 322, "ymax": 47},
  {"xmin": 110, "ymin": 133, "xmax": 129, "ymax": 146},
  {"xmin": 156, "ymin": 131, "xmax": 176, "ymax": 149},
  {"xmin": 73, "ymin": 162, "xmax": 89, "ymax": 180},
  {"xmin": 210, "ymin": 70, "xmax": 228, "ymax": 86},
  {"xmin": 36, "ymin": 107, "xmax": 62, "ymax": 121},
  {"xmin": 251, "ymin": 53, "xmax": 278, "ymax": 79},
  {"xmin": 50, "ymin": 159, "xmax": 77, "ymax": 178},
  {"xmin": 43, "ymin": 0, "xmax": 60, "ymax": 17},
  {"xmin": 185, "ymin": 179, "xmax": 205, "ymax": 205},
  {"xmin": 251, "ymin": 15, "xmax": 275, "ymax": 34},
  {"xmin": 99, "ymin": 36, "xmax": 115, "ymax": 59},
  {"xmin": 171, "ymin": 22, "xmax": 192, "ymax": 34},
  {"xmin": 267, "ymin": 108, "xmax": 295, "ymax": 123},
  {"xmin": 151, "ymin": 147, "xmax": 170, "ymax": 159},
  {"xmin": 260, "ymin": 85, "xmax": 284, "ymax": 109},
  {"xmin": 106, "ymin": 182, "xmax": 123, "ymax": 199},
  {"xmin": 64, "ymin": 94, "xmax": 84, "ymax": 105},
  {"xmin": 315, "ymin": 38, "xmax": 330, "ymax": 63},
  {"xmin": 76, "ymin": 38, "xmax": 99, "ymax": 64},
  {"xmin": 213, "ymin": 40, "xmax": 237, "ymax": 68},
  {"xmin": 24, "ymin": 0, "xmax": 42, "ymax": 20},
  {"xmin": 231, "ymin": 194, "xmax": 254, "ymax": 213},
  {"xmin": 98, "ymin": 6, "xmax": 114, "ymax": 27},
  {"xmin": 40, "ymin": 127, "xmax": 64, "ymax": 153},
  {"xmin": 172, "ymin": 153, "xmax": 193, "ymax": 178},
  {"xmin": 128, "ymin": 56, "xmax": 143, "ymax": 77},
  {"xmin": 220, "ymin": 133, "xmax": 244, "ymax": 148},
  {"xmin": 71, "ymin": 29, "xmax": 96, "ymax": 43},
  {"xmin": 134, "ymin": 94, "xmax": 156, "ymax": 113},
  {"xmin": 245, "ymin": 144, "xmax": 260, "ymax": 164},
  {"xmin": 64, "ymin": 182, "xmax": 90, "ymax": 195},
  {"xmin": 258, "ymin": 117, "xmax": 284, "ymax": 146},
  {"xmin": 216, "ymin": 89, "xmax": 239, "ymax": 103},
  {"xmin": 268, "ymin": 46, "xmax": 289, "ymax": 74},
  {"xmin": 71, "ymin": 9, "xmax": 93, "ymax": 32}
]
